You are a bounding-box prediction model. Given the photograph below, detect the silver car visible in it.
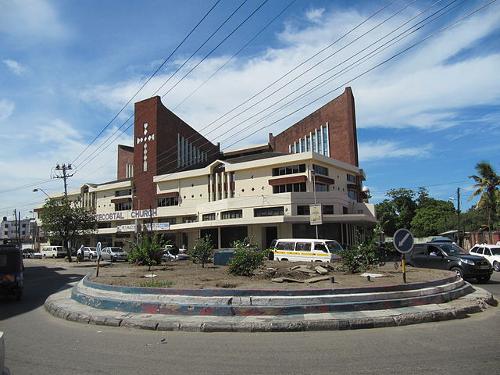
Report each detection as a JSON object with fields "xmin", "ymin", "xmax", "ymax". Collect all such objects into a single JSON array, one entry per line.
[{"xmin": 100, "ymin": 247, "xmax": 127, "ymax": 262}]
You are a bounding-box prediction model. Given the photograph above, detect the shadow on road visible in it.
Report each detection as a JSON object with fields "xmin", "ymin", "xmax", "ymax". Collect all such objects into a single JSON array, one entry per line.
[{"xmin": 0, "ymin": 265, "xmax": 84, "ymax": 321}]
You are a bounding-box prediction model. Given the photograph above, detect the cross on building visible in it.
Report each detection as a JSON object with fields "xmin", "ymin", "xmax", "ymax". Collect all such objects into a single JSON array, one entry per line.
[{"xmin": 136, "ymin": 123, "xmax": 155, "ymax": 172}]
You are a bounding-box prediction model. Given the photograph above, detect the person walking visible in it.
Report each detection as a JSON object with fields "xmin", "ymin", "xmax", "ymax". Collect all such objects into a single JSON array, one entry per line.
[{"xmin": 77, "ymin": 245, "xmax": 84, "ymax": 263}]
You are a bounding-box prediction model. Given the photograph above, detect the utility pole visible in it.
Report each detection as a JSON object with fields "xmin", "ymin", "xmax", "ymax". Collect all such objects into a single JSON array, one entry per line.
[
  {"xmin": 457, "ymin": 187, "xmax": 461, "ymax": 247},
  {"xmin": 52, "ymin": 163, "xmax": 74, "ymax": 197},
  {"xmin": 13, "ymin": 209, "xmax": 18, "ymax": 244}
]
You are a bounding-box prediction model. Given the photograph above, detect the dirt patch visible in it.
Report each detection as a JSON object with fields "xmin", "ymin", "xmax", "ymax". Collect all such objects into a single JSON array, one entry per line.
[{"xmin": 88, "ymin": 260, "xmax": 453, "ymax": 290}]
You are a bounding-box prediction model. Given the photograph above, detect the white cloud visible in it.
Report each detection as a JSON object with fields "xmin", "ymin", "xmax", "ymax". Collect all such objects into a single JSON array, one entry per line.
[
  {"xmin": 0, "ymin": 0, "xmax": 67, "ymax": 40},
  {"xmin": 77, "ymin": 2, "xmax": 500, "ymax": 149},
  {"xmin": 306, "ymin": 8, "xmax": 325, "ymax": 23},
  {"xmin": 3, "ymin": 59, "xmax": 27, "ymax": 75},
  {"xmin": 0, "ymin": 99, "xmax": 15, "ymax": 122},
  {"xmin": 359, "ymin": 140, "xmax": 431, "ymax": 162}
]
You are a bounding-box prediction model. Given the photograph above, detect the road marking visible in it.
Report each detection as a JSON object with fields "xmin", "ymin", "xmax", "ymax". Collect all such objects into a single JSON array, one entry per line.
[{"xmin": 399, "ymin": 232, "xmax": 411, "ymax": 247}]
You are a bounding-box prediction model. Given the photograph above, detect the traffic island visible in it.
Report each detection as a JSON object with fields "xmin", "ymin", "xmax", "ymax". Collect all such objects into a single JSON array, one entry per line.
[{"xmin": 44, "ymin": 264, "xmax": 496, "ymax": 332}]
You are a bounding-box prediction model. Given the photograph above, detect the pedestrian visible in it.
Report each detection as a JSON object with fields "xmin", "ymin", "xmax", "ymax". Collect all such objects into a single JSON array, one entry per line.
[{"xmin": 77, "ymin": 245, "xmax": 84, "ymax": 263}]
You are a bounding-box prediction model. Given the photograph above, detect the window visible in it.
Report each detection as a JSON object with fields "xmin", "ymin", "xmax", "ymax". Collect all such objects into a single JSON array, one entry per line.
[
  {"xmin": 158, "ymin": 217, "xmax": 176, "ymax": 225},
  {"xmin": 97, "ymin": 222, "xmax": 111, "ymax": 229},
  {"xmin": 343, "ymin": 206, "xmax": 348, "ymax": 214},
  {"xmin": 322, "ymin": 126, "xmax": 328, "ymax": 156},
  {"xmin": 126, "ymin": 163, "xmax": 134, "ymax": 178},
  {"xmin": 347, "ymin": 174, "xmax": 357, "ymax": 183},
  {"xmin": 273, "ymin": 182, "xmax": 306, "ymax": 194},
  {"xmin": 296, "ymin": 242, "xmax": 311, "ymax": 251},
  {"xmin": 323, "ymin": 205, "xmax": 334, "ymax": 214},
  {"xmin": 313, "ymin": 164, "xmax": 328, "ymax": 176},
  {"xmin": 115, "ymin": 189, "xmax": 132, "ymax": 197},
  {"xmin": 297, "ymin": 205, "xmax": 309, "ymax": 215},
  {"xmin": 158, "ymin": 197, "xmax": 179, "ymax": 207},
  {"xmin": 290, "ymin": 144, "xmax": 295, "ymax": 153},
  {"xmin": 115, "ymin": 201, "xmax": 131, "ymax": 211},
  {"xmin": 470, "ymin": 246, "xmax": 478, "ymax": 253},
  {"xmin": 272, "ymin": 164, "xmax": 306, "ymax": 176},
  {"xmin": 3, "ymin": 231, "xmax": 7, "ymax": 236},
  {"xmin": 22, "ymin": 223, "xmax": 26, "ymax": 228},
  {"xmin": 476, "ymin": 248, "xmax": 484, "ymax": 255},
  {"xmin": 306, "ymin": 135, "xmax": 311, "ymax": 151},
  {"xmin": 276, "ymin": 241, "xmax": 294, "ymax": 251},
  {"xmin": 300, "ymin": 138, "xmax": 305, "ymax": 152},
  {"xmin": 348, "ymin": 190, "xmax": 358, "ymax": 200},
  {"xmin": 311, "ymin": 133, "xmax": 316, "ymax": 152},
  {"xmin": 484, "ymin": 249, "xmax": 492, "ymax": 256},
  {"xmin": 314, "ymin": 243, "xmax": 328, "ymax": 252},
  {"xmin": 182, "ymin": 216, "xmax": 198, "ymax": 223},
  {"xmin": 221, "ymin": 210, "xmax": 242, "ymax": 219},
  {"xmin": 202, "ymin": 213, "xmax": 216, "ymax": 221},
  {"xmin": 315, "ymin": 183, "xmax": 329, "ymax": 192},
  {"xmin": 254, "ymin": 206, "xmax": 284, "ymax": 217}
]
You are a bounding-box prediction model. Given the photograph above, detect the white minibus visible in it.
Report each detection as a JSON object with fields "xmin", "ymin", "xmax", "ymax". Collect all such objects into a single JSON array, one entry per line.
[
  {"xmin": 41, "ymin": 246, "xmax": 66, "ymax": 258},
  {"xmin": 270, "ymin": 239, "xmax": 343, "ymax": 263}
]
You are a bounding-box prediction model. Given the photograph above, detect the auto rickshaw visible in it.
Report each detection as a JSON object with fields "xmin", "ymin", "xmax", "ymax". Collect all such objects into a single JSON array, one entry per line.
[{"xmin": 0, "ymin": 244, "xmax": 24, "ymax": 300}]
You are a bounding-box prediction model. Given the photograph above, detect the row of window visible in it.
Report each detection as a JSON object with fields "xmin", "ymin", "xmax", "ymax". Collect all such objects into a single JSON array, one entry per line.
[
  {"xmin": 158, "ymin": 197, "xmax": 179, "ymax": 207},
  {"xmin": 297, "ymin": 205, "xmax": 334, "ymax": 215},
  {"xmin": 115, "ymin": 189, "xmax": 132, "ymax": 197},
  {"xmin": 202, "ymin": 206, "xmax": 285, "ymax": 221},
  {"xmin": 289, "ymin": 124, "xmax": 329, "ymax": 156},
  {"xmin": 177, "ymin": 134, "xmax": 208, "ymax": 168},
  {"xmin": 272, "ymin": 164, "xmax": 306, "ymax": 176},
  {"xmin": 273, "ymin": 182, "xmax": 307, "ymax": 194}
]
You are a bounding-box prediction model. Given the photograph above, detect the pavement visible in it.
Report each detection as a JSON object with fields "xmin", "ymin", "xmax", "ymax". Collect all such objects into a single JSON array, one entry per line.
[{"xmin": 2, "ymin": 259, "xmax": 500, "ymax": 374}]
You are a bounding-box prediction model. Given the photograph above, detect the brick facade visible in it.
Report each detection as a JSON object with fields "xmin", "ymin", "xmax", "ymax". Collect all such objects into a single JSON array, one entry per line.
[
  {"xmin": 269, "ymin": 87, "xmax": 359, "ymax": 167},
  {"xmin": 117, "ymin": 145, "xmax": 134, "ymax": 180},
  {"xmin": 132, "ymin": 96, "xmax": 220, "ymax": 210}
]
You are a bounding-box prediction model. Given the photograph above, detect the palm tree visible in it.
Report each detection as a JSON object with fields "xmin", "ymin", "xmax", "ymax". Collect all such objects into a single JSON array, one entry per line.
[{"xmin": 469, "ymin": 162, "xmax": 500, "ymax": 243}]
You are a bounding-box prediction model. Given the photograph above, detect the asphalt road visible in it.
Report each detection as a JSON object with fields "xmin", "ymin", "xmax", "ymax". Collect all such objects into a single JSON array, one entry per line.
[{"xmin": 1, "ymin": 260, "xmax": 500, "ymax": 375}]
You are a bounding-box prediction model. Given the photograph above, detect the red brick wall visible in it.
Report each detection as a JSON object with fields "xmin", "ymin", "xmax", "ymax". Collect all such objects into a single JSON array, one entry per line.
[
  {"xmin": 117, "ymin": 145, "xmax": 134, "ymax": 180},
  {"xmin": 132, "ymin": 96, "xmax": 220, "ymax": 210},
  {"xmin": 269, "ymin": 87, "xmax": 359, "ymax": 167}
]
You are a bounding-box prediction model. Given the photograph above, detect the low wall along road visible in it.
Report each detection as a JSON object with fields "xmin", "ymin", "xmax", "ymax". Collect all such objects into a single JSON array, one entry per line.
[{"xmin": 45, "ymin": 272, "xmax": 496, "ymax": 332}]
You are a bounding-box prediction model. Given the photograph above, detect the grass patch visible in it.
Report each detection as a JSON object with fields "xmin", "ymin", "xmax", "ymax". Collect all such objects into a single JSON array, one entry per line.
[{"xmin": 140, "ymin": 279, "xmax": 175, "ymax": 288}]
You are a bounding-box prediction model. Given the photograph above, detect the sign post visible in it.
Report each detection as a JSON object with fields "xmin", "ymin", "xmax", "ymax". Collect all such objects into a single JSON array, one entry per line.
[
  {"xmin": 393, "ymin": 228, "xmax": 414, "ymax": 284},
  {"xmin": 95, "ymin": 242, "xmax": 102, "ymax": 277}
]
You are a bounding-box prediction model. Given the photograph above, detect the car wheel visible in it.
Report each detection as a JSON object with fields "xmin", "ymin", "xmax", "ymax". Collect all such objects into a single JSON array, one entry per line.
[
  {"xmin": 493, "ymin": 261, "xmax": 500, "ymax": 272},
  {"xmin": 451, "ymin": 267, "xmax": 463, "ymax": 279},
  {"xmin": 476, "ymin": 275, "xmax": 491, "ymax": 284}
]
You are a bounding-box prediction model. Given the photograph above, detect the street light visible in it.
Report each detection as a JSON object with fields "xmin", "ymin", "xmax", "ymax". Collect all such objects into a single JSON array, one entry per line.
[
  {"xmin": 33, "ymin": 188, "xmax": 50, "ymax": 198},
  {"xmin": 311, "ymin": 170, "xmax": 319, "ymax": 240}
]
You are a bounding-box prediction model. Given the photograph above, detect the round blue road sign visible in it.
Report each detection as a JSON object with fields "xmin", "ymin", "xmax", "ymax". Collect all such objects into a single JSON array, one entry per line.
[{"xmin": 393, "ymin": 228, "xmax": 414, "ymax": 254}]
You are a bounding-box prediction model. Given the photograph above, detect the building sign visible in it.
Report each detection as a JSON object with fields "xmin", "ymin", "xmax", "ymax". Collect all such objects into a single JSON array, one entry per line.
[
  {"xmin": 310, "ymin": 204, "xmax": 322, "ymax": 226},
  {"xmin": 116, "ymin": 222, "xmax": 170, "ymax": 232},
  {"xmin": 95, "ymin": 208, "xmax": 158, "ymax": 222}
]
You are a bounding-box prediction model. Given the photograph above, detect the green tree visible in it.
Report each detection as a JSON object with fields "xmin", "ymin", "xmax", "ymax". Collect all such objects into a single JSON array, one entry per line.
[
  {"xmin": 128, "ymin": 233, "xmax": 164, "ymax": 271},
  {"xmin": 228, "ymin": 239, "xmax": 268, "ymax": 276},
  {"xmin": 40, "ymin": 197, "xmax": 97, "ymax": 262},
  {"xmin": 411, "ymin": 199, "xmax": 456, "ymax": 237},
  {"xmin": 189, "ymin": 235, "xmax": 214, "ymax": 268},
  {"xmin": 469, "ymin": 161, "xmax": 500, "ymax": 242},
  {"xmin": 376, "ymin": 188, "xmax": 416, "ymax": 236}
]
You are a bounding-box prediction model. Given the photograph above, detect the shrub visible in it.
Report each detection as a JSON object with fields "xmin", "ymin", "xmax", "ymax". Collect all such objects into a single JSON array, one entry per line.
[
  {"xmin": 228, "ymin": 239, "xmax": 268, "ymax": 276},
  {"xmin": 189, "ymin": 235, "xmax": 214, "ymax": 268},
  {"xmin": 140, "ymin": 279, "xmax": 174, "ymax": 288},
  {"xmin": 339, "ymin": 240, "xmax": 379, "ymax": 274},
  {"xmin": 128, "ymin": 234, "xmax": 164, "ymax": 271}
]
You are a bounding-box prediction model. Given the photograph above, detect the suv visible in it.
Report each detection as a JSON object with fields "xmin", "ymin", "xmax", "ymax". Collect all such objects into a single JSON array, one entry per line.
[
  {"xmin": 405, "ymin": 242, "xmax": 492, "ymax": 283},
  {"xmin": 469, "ymin": 244, "xmax": 500, "ymax": 272}
]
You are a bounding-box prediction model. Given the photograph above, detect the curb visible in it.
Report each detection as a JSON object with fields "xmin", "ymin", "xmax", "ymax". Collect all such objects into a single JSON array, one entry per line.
[{"xmin": 45, "ymin": 285, "xmax": 496, "ymax": 332}]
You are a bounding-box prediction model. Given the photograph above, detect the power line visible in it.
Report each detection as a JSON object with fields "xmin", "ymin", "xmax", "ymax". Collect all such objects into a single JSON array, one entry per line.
[
  {"xmin": 77, "ymin": 0, "xmax": 402, "ymax": 176},
  {"xmin": 70, "ymin": 0, "xmax": 222, "ymax": 166},
  {"xmin": 149, "ymin": 0, "xmax": 496, "ymax": 180},
  {"xmin": 172, "ymin": 0, "xmax": 299, "ymax": 111},
  {"xmin": 150, "ymin": 0, "xmax": 459, "ymax": 172},
  {"xmin": 73, "ymin": 0, "xmax": 269, "ymax": 174},
  {"xmin": 73, "ymin": 0, "xmax": 251, "ymax": 172}
]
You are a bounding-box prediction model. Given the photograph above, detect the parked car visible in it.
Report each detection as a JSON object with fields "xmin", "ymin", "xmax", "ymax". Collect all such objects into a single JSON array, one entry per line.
[
  {"xmin": 405, "ymin": 242, "xmax": 492, "ymax": 283},
  {"xmin": 430, "ymin": 236, "xmax": 453, "ymax": 243},
  {"xmin": 100, "ymin": 247, "xmax": 128, "ymax": 262},
  {"xmin": 161, "ymin": 244, "xmax": 179, "ymax": 261},
  {"xmin": 82, "ymin": 247, "xmax": 98, "ymax": 260},
  {"xmin": 40, "ymin": 245, "xmax": 66, "ymax": 258},
  {"xmin": 469, "ymin": 244, "xmax": 500, "ymax": 272}
]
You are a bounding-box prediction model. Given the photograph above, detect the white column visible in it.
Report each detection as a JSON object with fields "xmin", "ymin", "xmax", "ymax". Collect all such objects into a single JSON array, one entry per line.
[
  {"xmin": 215, "ymin": 172, "xmax": 220, "ymax": 200},
  {"xmin": 209, "ymin": 174, "xmax": 213, "ymax": 202}
]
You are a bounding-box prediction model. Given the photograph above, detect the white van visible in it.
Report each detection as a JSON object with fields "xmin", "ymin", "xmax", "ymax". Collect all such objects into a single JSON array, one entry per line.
[
  {"xmin": 41, "ymin": 246, "xmax": 66, "ymax": 258},
  {"xmin": 270, "ymin": 239, "xmax": 343, "ymax": 263}
]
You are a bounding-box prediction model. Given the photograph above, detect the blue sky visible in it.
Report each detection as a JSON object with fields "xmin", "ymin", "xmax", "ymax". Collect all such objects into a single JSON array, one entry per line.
[{"xmin": 0, "ymin": 0, "xmax": 499, "ymax": 218}]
